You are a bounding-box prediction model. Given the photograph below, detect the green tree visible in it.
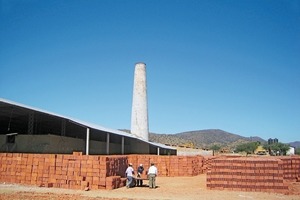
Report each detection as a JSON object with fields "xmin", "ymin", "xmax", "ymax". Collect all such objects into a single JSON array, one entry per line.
[
  {"xmin": 295, "ymin": 148, "xmax": 300, "ymax": 155},
  {"xmin": 263, "ymin": 142, "xmax": 290, "ymax": 155},
  {"xmin": 235, "ymin": 142, "xmax": 259, "ymax": 155},
  {"xmin": 210, "ymin": 144, "xmax": 221, "ymax": 151},
  {"xmin": 210, "ymin": 144, "xmax": 221, "ymax": 156}
]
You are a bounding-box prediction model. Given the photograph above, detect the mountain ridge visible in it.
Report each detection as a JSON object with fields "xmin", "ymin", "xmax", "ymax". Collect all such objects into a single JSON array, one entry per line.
[
  {"xmin": 288, "ymin": 141, "xmax": 300, "ymax": 148},
  {"xmin": 149, "ymin": 129, "xmax": 265, "ymax": 148},
  {"xmin": 121, "ymin": 128, "xmax": 297, "ymax": 149}
]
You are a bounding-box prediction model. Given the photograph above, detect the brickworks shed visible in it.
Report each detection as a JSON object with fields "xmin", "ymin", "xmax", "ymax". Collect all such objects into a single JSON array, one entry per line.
[{"xmin": 0, "ymin": 98, "xmax": 176, "ymax": 155}]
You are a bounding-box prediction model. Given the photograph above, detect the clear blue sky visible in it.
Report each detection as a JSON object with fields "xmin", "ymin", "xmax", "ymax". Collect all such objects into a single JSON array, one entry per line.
[{"xmin": 1, "ymin": 0, "xmax": 299, "ymax": 143}]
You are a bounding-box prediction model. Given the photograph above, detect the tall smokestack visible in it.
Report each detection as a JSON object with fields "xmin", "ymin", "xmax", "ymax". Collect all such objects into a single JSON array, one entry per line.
[{"xmin": 131, "ymin": 62, "xmax": 149, "ymax": 141}]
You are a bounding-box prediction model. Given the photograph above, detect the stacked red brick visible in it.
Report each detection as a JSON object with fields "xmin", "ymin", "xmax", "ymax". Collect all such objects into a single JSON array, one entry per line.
[
  {"xmin": 47, "ymin": 153, "xmax": 126, "ymax": 190},
  {"xmin": 128, "ymin": 155, "xmax": 204, "ymax": 177},
  {"xmin": 105, "ymin": 156, "xmax": 128, "ymax": 189},
  {"xmin": 0, "ymin": 153, "xmax": 57, "ymax": 187},
  {"xmin": 202, "ymin": 155, "xmax": 241, "ymax": 173},
  {"xmin": 169, "ymin": 156, "xmax": 202, "ymax": 176},
  {"xmin": 0, "ymin": 153, "xmax": 206, "ymax": 190},
  {"xmin": 281, "ymin": 156, "xmax": 300, "ymax": 182},
  {"xmin": 127, "ymin": 155, "xmax": 167, "ymax": 177},
  {"xmin": 207, "ymin": 157, "xmax": 291, "ymax": 194},
  {"xmin": 0, "ymin": 153, "xmax": 128, "ymax": 190},
  {"xmin": 202, "ymin": 156, "xmax": 217, "ymax": 173}
]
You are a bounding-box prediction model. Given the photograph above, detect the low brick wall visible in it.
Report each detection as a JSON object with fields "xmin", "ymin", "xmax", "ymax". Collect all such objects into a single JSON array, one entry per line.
[
  {"xmin": 3, "ymin": 152, "xmax": 298, "ymax": 193},
  {"xmin": 0, "ymin": 152, "xmax": 128, "ymax": 190},
  {"xmin": 281, "ymin": 157, "xmax": 300, "ymax": 182},
  {"xmin": 207, "ymin": 156, "xmax": 300, "ymax": 194},
  {"xmin": 0, "ymin": 153, "xmax": 205, "ymax": 190},
  {"xmin": 128, "ymin": 155, "xmax": 204, "ymax": 177}
]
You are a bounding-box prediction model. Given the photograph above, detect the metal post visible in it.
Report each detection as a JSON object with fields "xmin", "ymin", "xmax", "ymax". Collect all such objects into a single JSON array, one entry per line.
[
  {"xmin": 61, "ymin": 119, "xmax": 66, "ymax": 136},
  {"xmin": 157, "ymin": 147, "xmax": 160, "ymax": 155},
  {"xmin": 121, "ymin": 136, "xmax": 124, "ymax": 155},
  {"xmin": 106, "ymin": 132, "xmax": 110, "ymax": 155},
  {"xmin": 86, "ymin": 128, "xmax": 90, "ymax": 155},
  {"xmin": 28, "ymin": 112, "xmax": 34, "ymax": 134}
]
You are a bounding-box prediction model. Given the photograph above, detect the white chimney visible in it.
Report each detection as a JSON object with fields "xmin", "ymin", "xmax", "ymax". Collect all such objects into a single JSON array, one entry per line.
[{"xmin": 131, "ymin": 62, "xmax": 149, "ymax": 141}]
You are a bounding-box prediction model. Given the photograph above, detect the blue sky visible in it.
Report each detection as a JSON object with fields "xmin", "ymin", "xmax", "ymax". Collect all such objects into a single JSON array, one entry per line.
[{"xmin": 1, "ymin": 0, "xmax": 299, "ymax": 143}]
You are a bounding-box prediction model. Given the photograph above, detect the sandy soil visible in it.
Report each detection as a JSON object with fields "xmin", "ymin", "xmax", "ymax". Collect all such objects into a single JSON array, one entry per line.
[{"xmin": 0, "ymin": 174, "xmax": 300, "ymax": 200}]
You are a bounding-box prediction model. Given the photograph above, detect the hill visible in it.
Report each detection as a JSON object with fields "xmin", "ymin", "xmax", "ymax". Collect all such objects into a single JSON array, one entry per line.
[
  {"xmin": 289, "ymin": 141, "xmax": 300, "ymax": 148},
  {"xmin": 122, "ymin": 128, "xmax": 296, "ymax": 150},
  {"xmin": 150, "ymin": 129, "xmax": 265, "ymax": 149},
  {"xmin": 149, "ymin": 133, "xmax": 194, "ymax": 146}
]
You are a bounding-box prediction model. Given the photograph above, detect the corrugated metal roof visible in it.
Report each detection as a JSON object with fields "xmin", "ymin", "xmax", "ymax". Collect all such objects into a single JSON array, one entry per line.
[{"xmin": 0, "ymin": 98, "xmax": 175, "ymax": 150}]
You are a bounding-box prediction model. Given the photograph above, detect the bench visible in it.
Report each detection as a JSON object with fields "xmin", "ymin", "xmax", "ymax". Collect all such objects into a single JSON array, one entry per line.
[
  {"xmin": 132, "ymin": 176, "xmax": 149, "ymax": 187},
  {"xmin": 135, "ymin": 177, "xmax": 149, "ymax": 181}
]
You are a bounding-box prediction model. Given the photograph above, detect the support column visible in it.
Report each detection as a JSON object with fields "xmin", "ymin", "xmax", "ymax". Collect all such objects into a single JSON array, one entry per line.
[
  {"xmin": 121, "ymin": 136, "xmax": 124, "ymax": 155},
  {"xmin": 28, "ymin": 112, "xmax": 34, "ymax": 135},
  {"xmin": 61, "ymin": 119, "xmax": 66, "ymax": 136},
  {"xmin": 106, "ymin": 132, "xmax": 110, "ymax": 155},
  {"xmin": 86, "ymin": 128, "xmax": 90, "ymax": 155},
  {"xmin": 157, "ymin": 147, "xmax": 160, "ymax": 155}
]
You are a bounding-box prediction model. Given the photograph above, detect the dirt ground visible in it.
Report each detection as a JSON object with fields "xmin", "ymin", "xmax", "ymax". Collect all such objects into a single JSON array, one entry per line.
[{"xmin": 0, "ymin": 174, "xmax": 300, "ymax": 200}]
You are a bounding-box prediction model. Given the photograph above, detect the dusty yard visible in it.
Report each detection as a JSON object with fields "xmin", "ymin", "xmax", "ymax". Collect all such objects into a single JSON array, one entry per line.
[{"xmin": 0, "ymin": 174, "xmax": 300, "ymax": 200}]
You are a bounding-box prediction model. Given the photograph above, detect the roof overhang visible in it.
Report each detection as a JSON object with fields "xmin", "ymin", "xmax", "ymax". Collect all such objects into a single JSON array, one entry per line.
[{"xmin": 0, "ymin": 98, "xmax": 176, "ymax": 151}]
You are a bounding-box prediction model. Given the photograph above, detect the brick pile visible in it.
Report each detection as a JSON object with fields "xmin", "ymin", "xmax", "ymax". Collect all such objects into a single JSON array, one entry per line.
[
  {"xmin": 202, "ymin": 155, "xmax": 242, "ymax": 173},
  {"xmin": 281, "ymin": 156, "xmax": 300, "ymax": 182},
  {"xmin": 169, "ymin": 156, "xmax": 203, "ymax": 176},
  {"xmin": 0, "ymin": 152, "xmax": 128, "ymax": 190},
  {"xmin": 105, "ymin": 156, "xmax": 128, "ymax": 190},
  {"xmin": 128, "ymin": 155, "xmax": 204, "ymax": 177},
  {"xmin": 202, "ymin": 156, "xmax": 214, "ymax": 172},
  {"xmin": 207, "ymin": 156, "xmax": 300, "ymax": 194},
  {"xmin": 0, "ymin": 153, "xmax": 205, "ymax": 190},
  {"xmin": 1, "ymin": 152, "xmax": 299, "ymax": 194}
]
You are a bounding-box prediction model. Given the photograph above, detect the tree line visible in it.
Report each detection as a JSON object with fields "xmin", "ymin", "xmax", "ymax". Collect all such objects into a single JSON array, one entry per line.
[{"xmin": 210, "ymin": 141, "xmax": 299, "ymax": 155}]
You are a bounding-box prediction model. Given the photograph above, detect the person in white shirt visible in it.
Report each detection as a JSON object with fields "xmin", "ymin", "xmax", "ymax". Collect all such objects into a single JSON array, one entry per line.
[
  {"xmin": 147, "ymin": 162, "xmax": 158, "ymax": 189},
  {"xmin": 125, "ymin": 163, "xmax": 135, "ymax": 188}
]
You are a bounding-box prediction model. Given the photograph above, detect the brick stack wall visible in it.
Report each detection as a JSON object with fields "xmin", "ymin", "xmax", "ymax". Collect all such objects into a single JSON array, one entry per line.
[
  {"xmin": 207, "ymin": 156, "xmax": 300, "ymax": 194},
  {"xmin": 1, "ymin": 152, "xmax": 299, "ymax": 193},
  {"xmin": 281, "ymin": 156, "xmax": 300, "ymax": 182},
  {"xmin": 202, "ymin": 156, "xmax": 217, "ymax": 173},
  {"xmin": 105, "ymin": 156, "xmax": 128, "ymax": 190},
  {"xmin": 0, "ymin": 152, "xmax": 128, "ymax": 190},
  {"xmin": 128, "ymin": 155, "xmax": 204, "ymax": 177},
  {"xmin": 0, "ymin": 153, "xmax": 205, "ymax": 190},
  {"xmin": 202, "ymin": 155, "xmax": 242, "ymax": 173}
]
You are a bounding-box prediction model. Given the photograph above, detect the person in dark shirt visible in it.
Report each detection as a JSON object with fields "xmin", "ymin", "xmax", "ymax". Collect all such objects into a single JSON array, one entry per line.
[{"xmin": 137, "ymin": 164, "xmax": 144, "ymax": 186}]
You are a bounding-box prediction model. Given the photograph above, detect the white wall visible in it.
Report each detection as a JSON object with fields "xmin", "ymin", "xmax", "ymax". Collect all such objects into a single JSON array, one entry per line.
[{"xmin": 286, "ymin": 147, "xmax": 295, "ymax": 155}]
